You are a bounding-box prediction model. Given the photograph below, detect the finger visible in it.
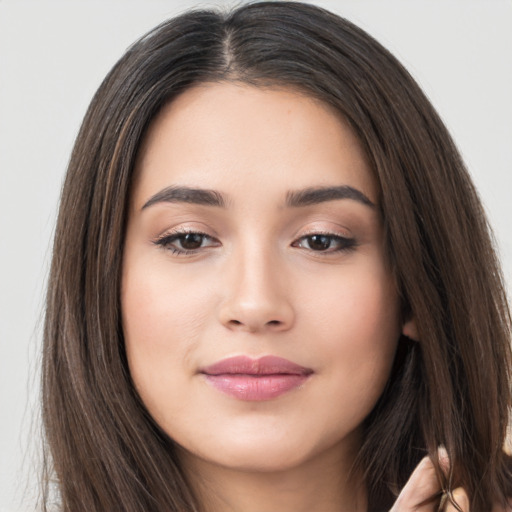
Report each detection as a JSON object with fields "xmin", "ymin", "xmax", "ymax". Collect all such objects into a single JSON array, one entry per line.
[
  {"xmin": 445, "ymin": 487, "xmax": 469, "ymax": 512},
  {"xmin": 389, "ymin": 456, "xmax": 441, "ymax": 511},
  {"xmin": 437, "ymin": 445, "xmax": 450, "ymax": 475}
]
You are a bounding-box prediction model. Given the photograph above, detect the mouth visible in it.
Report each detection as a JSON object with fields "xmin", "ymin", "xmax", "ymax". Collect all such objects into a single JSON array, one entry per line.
[{"xmin": 200, "ymin": 355, "xmax": 313, "ymax": 401}]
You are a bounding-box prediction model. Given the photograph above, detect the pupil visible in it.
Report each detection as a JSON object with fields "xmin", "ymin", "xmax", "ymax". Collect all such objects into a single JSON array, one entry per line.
[
  {"xmin": 181, "ymin": 233, "xmax": 203, "ymax": 249},
  {"xmin": 309, "ymin": 235, "xmax": 330, "ymax": 250}
]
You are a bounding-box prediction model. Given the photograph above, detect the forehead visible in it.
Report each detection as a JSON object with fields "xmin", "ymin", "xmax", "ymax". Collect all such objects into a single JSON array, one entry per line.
[{"xmin": 133, "ymin": 82, "xmax": 377, "ymax": 208}]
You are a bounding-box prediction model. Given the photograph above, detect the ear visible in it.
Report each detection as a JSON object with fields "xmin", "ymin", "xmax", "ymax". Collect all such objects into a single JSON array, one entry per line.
[{"xmin": 402, "ymin": 317, "xmax": 419, "ymax": 341}]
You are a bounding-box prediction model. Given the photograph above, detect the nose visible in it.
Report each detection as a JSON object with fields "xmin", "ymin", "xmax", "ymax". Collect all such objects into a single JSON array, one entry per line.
[{"xmin": 217, "ymin": 246, "xmax": 295, "ymax": 333}]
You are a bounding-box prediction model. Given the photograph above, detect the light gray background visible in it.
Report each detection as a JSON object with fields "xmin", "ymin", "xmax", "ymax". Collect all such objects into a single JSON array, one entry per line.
[{"xmin": 1, "ymin": 1, "xmax": 511, "ymax": 510}]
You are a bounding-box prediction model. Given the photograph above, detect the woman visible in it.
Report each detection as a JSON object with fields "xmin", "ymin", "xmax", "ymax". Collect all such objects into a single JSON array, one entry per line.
[{"xmin": 41, "ymin": 2, "xmax": 512, "ymax": 510}]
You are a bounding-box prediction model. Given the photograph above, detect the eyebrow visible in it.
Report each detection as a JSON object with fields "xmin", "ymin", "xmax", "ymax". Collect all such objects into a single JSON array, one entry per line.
[
  {"xmin": 142, "ymin": 186, "xmax": 226, "ymax": 210},
  {"xmin": 286, "ymin": 186, "xmax": 375, "ymax": 209},
  {"xmin": 141, "ymin": 184, "xmax": 375, "ymax": 210}
]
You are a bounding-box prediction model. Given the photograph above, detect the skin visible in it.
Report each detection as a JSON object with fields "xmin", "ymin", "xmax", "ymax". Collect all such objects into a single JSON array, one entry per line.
[
  {"xmin": 390, "ymin": 449, "xmax": 469, "ymax": 512},
  {"xmin": 121, "ymin": 82, "xmax": 467, "ymax": 511}
]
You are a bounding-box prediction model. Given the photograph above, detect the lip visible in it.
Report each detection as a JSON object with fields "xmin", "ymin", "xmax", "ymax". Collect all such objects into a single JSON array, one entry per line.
[{"xmin": 200, "ymin": 355, "xmax": 313, "ymax": 401}]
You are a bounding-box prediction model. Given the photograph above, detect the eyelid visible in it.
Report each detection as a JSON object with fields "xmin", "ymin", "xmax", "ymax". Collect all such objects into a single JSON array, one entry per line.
[
  {"xmin": 292, "ymin": 223, "xmax": 353, "ymax": 243},
  {"xmin": 153, "ymin": 227, "xmax": 221, "ymax": 255},
  {"xmin": 154, "ymin": 226, "xmax": 213, "ymax": 240},
  {"xmin": 296, "ymin": 227, "xmax": 350, "ymax": 238},
  {"xmin": 291, "ymin": 228, "xmax": 358, "ymax": 254},
  {"xmin": 153, "ymin": 221, "xmax": 219, "ymax": 239}
]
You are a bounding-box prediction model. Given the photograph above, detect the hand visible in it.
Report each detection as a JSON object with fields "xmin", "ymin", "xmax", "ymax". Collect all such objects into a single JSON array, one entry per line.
[{"xmin": 389, "ymin": 451, "xmax": 469, "ymax": 512}]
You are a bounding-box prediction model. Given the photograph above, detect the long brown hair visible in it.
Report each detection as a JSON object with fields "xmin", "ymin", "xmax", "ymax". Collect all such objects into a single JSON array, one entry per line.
[{"xmin": 42, "ymin": 2, "xmax": 512, "ymax": 510}]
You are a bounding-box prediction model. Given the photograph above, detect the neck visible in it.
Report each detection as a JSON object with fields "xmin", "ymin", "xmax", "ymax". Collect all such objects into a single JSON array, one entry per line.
[{"xmin": 179, "ymin": 437, "xmax": 367, "ymax": 512}]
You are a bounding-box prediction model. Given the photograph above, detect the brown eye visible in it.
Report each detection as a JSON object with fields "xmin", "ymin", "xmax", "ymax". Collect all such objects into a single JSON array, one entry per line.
[
  {"xmin": 292, "ymin": 233, "xmax": 357, "ymax": 253},
  {"xmin": 154, "ymin": 231, "xmax": 220, "ymax": 254},
  {"xmin": 179, "ymin": 233, "xmax": 205, "ymax": 250},
  {"xmin": 307, "ymin": 235, "xmax": 332, "ymax": 251}
]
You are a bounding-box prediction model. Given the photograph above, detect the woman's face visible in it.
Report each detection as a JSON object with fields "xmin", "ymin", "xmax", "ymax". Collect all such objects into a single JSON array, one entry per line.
[{"xmin": 122, "ymin": 83, "xmax": 402, "ymax": 473}]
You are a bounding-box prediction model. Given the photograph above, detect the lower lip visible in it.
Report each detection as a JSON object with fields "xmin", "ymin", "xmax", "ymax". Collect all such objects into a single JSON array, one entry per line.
[{"xmin": 203, "ymin": 374, "xmax": 310, "ymax": 401}]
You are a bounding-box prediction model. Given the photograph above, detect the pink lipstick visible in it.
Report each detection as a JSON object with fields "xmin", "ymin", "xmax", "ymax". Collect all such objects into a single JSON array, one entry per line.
[{"xmin": 200, "ymin": 355, "xmax": 313, "ymax": 401}]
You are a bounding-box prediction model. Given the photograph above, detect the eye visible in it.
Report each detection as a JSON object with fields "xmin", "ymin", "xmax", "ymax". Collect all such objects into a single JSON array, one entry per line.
[
  {"xmin": 292, "ymin": 233, "xmax": 356, "ymax": 253},
  {"xmin": 154, "ymin": 231, "xmax": 220, "ymax": 255}
]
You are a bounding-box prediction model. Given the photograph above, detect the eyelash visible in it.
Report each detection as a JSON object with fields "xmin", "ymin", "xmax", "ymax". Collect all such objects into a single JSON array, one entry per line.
[
  {"xmin": 154, "ymin": 229, "xmax": 219, "ymax": 255},
  {"xmin": 153, "ymin": 229, "xmax": 357, "ymax": 256},
  {"xmin": 291, "ymin": 231, "xmax": 357, "ymax": 253}
]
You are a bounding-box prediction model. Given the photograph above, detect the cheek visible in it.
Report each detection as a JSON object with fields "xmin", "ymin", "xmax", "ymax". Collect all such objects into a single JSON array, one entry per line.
[
  {"xmin": 120, "ymin": 257, "xmax": 215, "ymax": 416},
  {"xmin": 304, "ymin": 261, "xmax": 400, "ymax": 410},
  {"xmin": 311, "ymin": 263, "xmax": 399, "ymax": 335},
  {"xmin": 122, "ymin": 255, "xmax": 216, "ymax": 348}
]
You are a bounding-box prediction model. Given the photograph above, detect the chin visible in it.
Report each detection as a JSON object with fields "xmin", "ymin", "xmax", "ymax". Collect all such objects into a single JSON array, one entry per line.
[
  {"xmin": 177, "ymin": 423, "xmax": 353, "ymax": 475},
  {"xmin": 202, "ymin": 445, "xmax": 311, "ymax": 473}
]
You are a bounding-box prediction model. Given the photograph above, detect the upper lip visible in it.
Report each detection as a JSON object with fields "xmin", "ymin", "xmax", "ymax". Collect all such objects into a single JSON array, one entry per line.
[{"xmin": 200, "ymin": 355, "xmax": 313, "ymax": 376}]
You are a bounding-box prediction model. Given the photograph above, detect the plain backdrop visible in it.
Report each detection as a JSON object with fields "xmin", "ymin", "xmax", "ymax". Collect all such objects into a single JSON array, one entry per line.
[{"xmin": 1, "ymin": 1, "xmax": 511, "ymax": 510}]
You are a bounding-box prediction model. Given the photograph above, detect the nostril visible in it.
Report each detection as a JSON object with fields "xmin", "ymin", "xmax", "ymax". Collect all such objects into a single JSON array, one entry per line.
[{"xmin": 227, "ymin": 319, "xmax": 281, "ymax": 328}]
